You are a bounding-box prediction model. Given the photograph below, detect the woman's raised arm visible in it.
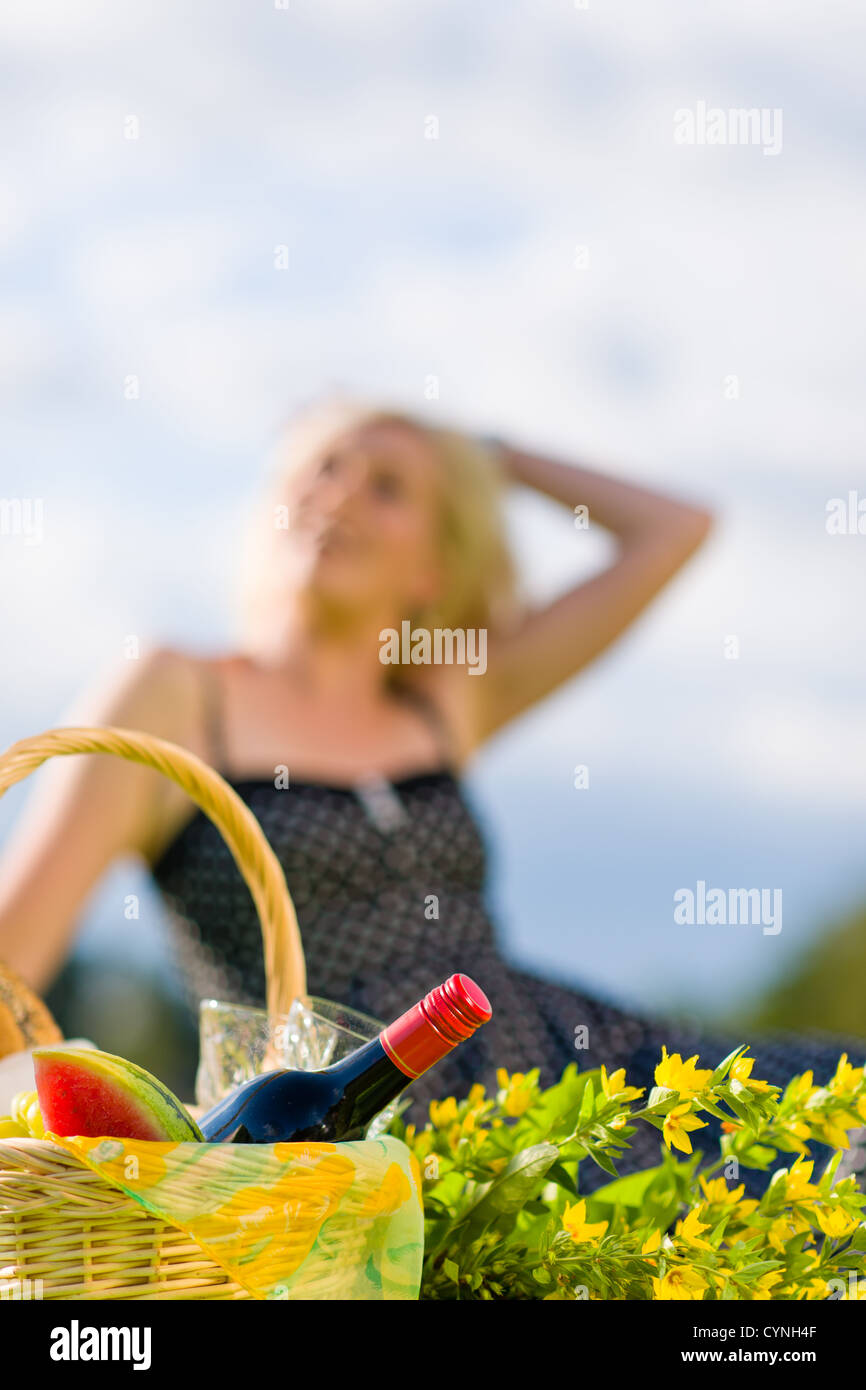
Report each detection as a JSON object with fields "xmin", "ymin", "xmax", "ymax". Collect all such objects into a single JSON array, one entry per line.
[
  {"xmin": 463, "ymin": 441, "xmax": 714, "ymax": 747},
  {"xmin": 0, "ymin": 649, "xmax": 200, "ymax": 993}
]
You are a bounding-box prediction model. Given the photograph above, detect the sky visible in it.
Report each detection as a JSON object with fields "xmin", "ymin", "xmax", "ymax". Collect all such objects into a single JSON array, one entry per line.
[{"xmin": 1, "ymin": 0, "xmax": 864, "ymax": 1025}]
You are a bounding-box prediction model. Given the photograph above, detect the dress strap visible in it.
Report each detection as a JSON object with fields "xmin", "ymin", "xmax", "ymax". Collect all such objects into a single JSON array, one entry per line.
[
  {"xmin": 395, "ymin": 684, "xmax": 456, "ymax": 771},
  {"xmin": 198, "ymin": 660, "xmax": 228, "ymax": 775}
]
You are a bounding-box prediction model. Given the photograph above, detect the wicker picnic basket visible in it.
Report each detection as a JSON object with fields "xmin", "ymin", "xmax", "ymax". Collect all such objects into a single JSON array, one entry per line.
[{"xmin": 0, "ymin": 725, "xmax": 386, "ymax": 1301}]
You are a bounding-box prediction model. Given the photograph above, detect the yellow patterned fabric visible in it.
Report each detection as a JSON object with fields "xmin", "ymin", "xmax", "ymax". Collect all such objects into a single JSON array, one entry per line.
[{"xmin": 51, "ymin": 1133, "xmax": 424, "ymax": 1300}]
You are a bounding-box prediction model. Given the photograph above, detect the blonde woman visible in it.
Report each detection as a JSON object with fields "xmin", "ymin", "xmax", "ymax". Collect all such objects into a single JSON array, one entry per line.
[{"xmin": 0, "ymin": 399, "xmax": 853, "ymax": 1189}]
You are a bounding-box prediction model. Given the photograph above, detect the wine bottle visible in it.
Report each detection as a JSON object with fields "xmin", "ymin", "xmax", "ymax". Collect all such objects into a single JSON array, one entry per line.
[{"xmin": 199, "ymin": 974, "xmax": 492, "ymax": 1144}]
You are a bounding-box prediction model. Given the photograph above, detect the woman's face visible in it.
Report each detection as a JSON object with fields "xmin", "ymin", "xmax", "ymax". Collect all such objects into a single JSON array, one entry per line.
[{"xmin": 276, "ymin": 418, "xmax": 444, "ymax": 623}]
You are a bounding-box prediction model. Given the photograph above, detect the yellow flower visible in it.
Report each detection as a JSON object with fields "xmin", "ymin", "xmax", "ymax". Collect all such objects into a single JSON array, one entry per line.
[
  {"xmin": 752, "ymin": 1271, "xmax": 784, "ymax": 1300},
  {"xmin": 562, "ymin": 1199, "xmax": 608, "ymax": 1245},
  {"xmin": 765, "ymin": 1217, "xmax": 795, "ymax": 1253},
  {"xmin": 815, "ymin": 1206, "xmax": 860, "ymax": 1240},
  {"xmin": 784, "ymin": 1156, "xmax": 820, "ymax": 1204},
  {"xmin": 698, "ymin": 1179, "xmax": 759, "ymax": 1228},
  {"xmin": 430, "ymin": 1097, "xmax": 458, "ymax": 1127},
  {"xmin": 641, "ymin": 1229, "xmax": 662, "ymax": 1255},
  {"xmin": 496, "ymin": 1070, "xmax": 535, "ymax": 1118},
  {"xmin": 446, "ymin": 1122, "xmax": 463, "ymax": 1152},
  {"xmin": 655, "ymin": 1047, "xmax": 713, "ymax": 1099},
  {"xmin": 830, "ymin": 1054, "xmax": 864, "ymax": 1097},
  {"xmin": 600, "ymin": 1065, "xmax": 645, "ymax": 1104},
  {"xmin": 802, "ymin": 1277, "xmax": 832, "ymax": 1300},
  {"xmin": 663, "ymin": 1103, "xmax": 708, "ymax": 1155},
  {"xmin": 467, "ymin": 1083, "xmax": 486, "ymax": 1108},
  {"xmin": 505, "ymin": 1085, "xmax": 534, "ymax": 1118},
  {"xmin": 652, "ymin": 1267, "xmax": 708, "ymax": 1301},
  {"xmin": 779, "ymin": 1118, "xmax": 812, "ymax": 1155},
  {"xmin": 730, "ymin": 1055, "xmax": 774, "ymax": 1094},
  {"xmin": 675, "ymin": 1208, "xmax": 713, "ymax": 1250},
  {"xmin": 789, "ymin": 1069, "xmax": 815, "ymax": 1102},
  {"xmin": 765, "ymin": 1208, "xmax": 815, "ymax": 1253},
  {"xmin": 815, "ymin": 1111, "xmax": 855, "ymax": 1150},
  {"xmin": 699, "ymin": 1176, "xmax": 745, "ymax": 1206},
  {"xmin": 409, "ymin": 1129, "xmax": 434, "ymax": 1162}
]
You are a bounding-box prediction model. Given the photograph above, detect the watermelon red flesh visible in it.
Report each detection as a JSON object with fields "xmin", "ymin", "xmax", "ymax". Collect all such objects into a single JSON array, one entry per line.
[{"xmin": 36, "ymin": 1058, "xmax": 179, "ymax": 1140}]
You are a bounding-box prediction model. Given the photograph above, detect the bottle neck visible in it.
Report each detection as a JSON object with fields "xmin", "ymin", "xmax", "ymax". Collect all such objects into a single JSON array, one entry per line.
[
  {"xmin": 322, "ymin": 1020, "xmax": 451, "ymax": 1096},
  {"xmin": 327, "ymin": 976, "xmax": 492, "ymax": 1087},
  {"xmin": 378, "ymin": 1004, "xmax": 455, "ymax": 1079}
]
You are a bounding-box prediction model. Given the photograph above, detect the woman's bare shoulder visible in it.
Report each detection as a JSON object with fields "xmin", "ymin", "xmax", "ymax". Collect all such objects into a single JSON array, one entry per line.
[{"xmin": 76, "ymin": 645, "xmax": 234, "ymax": 750}]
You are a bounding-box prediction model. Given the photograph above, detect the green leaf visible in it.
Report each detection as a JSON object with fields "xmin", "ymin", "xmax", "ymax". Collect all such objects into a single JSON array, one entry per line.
[
  {"xmin": 710, "ymin": 1044, "xmax": 749, "ymax": 1085},
  {"xmin": 822, "ymin": 1150, "xmax": 844, "ymax": 1188},
  {"xmin": 645, "ymin": 1086, "xmax": 679, "ymax": 1111},
  {"xmin": 590, "ymin": 1165, "xmax": 664, "ymax": 1208},
  {"xmin": 587, "ymin": 1147, "xmax": 619, "ymax": 1178},
  {"xmin": 737, "ymin": 1143, "xmax": 777, "ymax": 1168},
  {"xmin": 545, "ymin": 1161, "xmax": 579, "ymax": 1195},
  {"xmin": 579, "ymin": 1077, "xmax": 595, "ymax": 1122},
  {"xmin": 736, "ymin": 1260, "xmax": 784, "ymax": 1279},
  {"xmin": 709, "ymin": 1210, "xmax": 735, "ymax": 1244},
  {"xmin": 722, "ymin": 1091, "xmax": 757, "ymax": 1127},
  {"xmin": 637, "ymin": 1114, "xmax": 666, "ymax": 1133},
  {"xmin": 740, "ymin": 1234, "xmax": 768, "ymax": 1252},
  {"xmin": 442, "ymin": 1258, "xmax": 460, "ymax": 1283},
  {"xmin": 696, "ymin": 1096, "xmax": 735, "ymax": 1122},
  {"xmin": 523, "ymin": 1065, "xmax": 596, "ymax": 1142},
  {"xmin": 729, "ymin": 1078, "xmax": 759, "ymax": 1108},
  {"xmin": 765, "ymin": 1167, "xmax": 789, "ymax": 1203},
  {"xmin": 460, "ymin": 1143, "xmax": 560, "ymax": 1235}
]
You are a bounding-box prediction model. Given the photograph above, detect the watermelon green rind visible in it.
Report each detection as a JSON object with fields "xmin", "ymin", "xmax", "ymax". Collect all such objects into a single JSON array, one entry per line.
[{"xmin": 32, "ymin": 1047, "xmax": 204, "ymax": 1142}]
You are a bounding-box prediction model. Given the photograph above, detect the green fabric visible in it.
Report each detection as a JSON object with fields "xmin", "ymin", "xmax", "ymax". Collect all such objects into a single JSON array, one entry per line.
[{"xmin": 52, "ymin": 1131, "xmax": 424, "ymax": 1301}]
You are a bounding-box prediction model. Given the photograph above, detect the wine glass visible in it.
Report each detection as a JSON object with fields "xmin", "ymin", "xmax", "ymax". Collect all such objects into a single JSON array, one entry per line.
[
  {"xmin": 283, "ymin": 995, "xmax": 401, "ymax": 1137},
  {"xmin": 195, "ymin": 999, "xmax": 293, "ymax": 1112},
  {"xmin": 196, "ymin": 995, "xmax": 399, "ymax": 1137}
]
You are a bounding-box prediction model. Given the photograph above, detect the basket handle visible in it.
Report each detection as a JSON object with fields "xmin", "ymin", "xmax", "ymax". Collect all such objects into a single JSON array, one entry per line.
[{"xmin": 0, "ymin": 726, "xmax": 306, "ymax": 1017}]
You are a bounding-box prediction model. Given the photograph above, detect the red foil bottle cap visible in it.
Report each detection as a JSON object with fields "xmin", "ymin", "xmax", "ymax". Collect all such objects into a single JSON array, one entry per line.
[{"xmin": 380, "ymin": 974, "xmax": 493, "ymax": 1079}]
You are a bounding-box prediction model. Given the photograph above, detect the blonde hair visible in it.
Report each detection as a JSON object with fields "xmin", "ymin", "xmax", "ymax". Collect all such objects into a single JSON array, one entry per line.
[{"xmin": 237, "ymin": 394, "xmax": 522, "ymax": 650}]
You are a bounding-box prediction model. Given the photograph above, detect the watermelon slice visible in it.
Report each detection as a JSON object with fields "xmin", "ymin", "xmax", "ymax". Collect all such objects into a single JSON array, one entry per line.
[{"xmin": 32, "ymin": 1047, "xmax": 204, "ymax": 1141}]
